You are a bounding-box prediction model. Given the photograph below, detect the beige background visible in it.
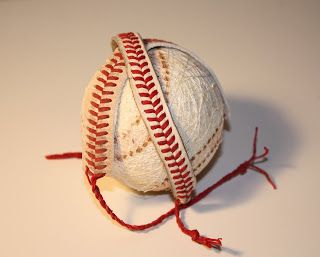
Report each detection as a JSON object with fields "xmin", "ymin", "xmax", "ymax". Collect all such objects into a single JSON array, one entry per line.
[{"xmin": 1, "ymin": 0, "xmax": 320, "ymax": 256}]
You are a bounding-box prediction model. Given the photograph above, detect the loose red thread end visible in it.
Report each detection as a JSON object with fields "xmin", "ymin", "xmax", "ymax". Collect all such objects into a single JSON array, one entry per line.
[
  {"xmin": 239, "ymin": 127, "xmax": 277, "ymax": 190},
  {"xmin": 45, "ymin": 152, "xmax": 82, "ymax": 160},
  {"xmin": 174, "ymin": 199, "xmax": 222, "ymax": 249}
]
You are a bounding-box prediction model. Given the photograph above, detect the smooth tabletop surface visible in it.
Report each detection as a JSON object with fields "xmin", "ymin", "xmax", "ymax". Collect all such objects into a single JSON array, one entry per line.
[{"xmin": 1, "ymin": 0, "xmax": 319, "ymax": 256}]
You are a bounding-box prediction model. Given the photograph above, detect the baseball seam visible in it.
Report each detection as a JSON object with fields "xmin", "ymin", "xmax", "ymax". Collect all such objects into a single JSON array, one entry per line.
[
  {"xmin": 84, "ymin": 50, "xmax": 125, "ymax": 174},
  {"xmin": 116, "ymin": 32, "xmax": 195, "ymax": 202}
]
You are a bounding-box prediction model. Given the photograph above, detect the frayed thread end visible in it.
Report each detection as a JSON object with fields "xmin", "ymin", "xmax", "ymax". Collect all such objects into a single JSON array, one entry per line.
[{"xmin": 45, "ymin": 152, "xmax": 82, "ymax": 160}]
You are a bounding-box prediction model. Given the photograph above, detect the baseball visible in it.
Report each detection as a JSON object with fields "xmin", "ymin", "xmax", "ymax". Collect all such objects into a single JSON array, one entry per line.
[{"xmin": 81, "ymin": 32, "xmax": 228, "ymax": 203}]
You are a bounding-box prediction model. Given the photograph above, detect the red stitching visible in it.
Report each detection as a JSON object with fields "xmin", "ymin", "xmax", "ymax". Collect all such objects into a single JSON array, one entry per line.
[
  {"xmin": 155, "ymin": 105, "xmax": 163, "ymax": 115},
  {"xmin": 117, "ymin": 32, "xmax": 193, "ymax": 201},
  {"xmin": 152, "ymin": 98, "xmax": 161, "ymax": 107},
  {"xmin": 115, "ymin": 62, "xmax": 125, "ymax": 67},
  {"xmin": 110, "ymin": 58, "xmax": 118, "ymax": 64},
  {"xmin": 114, "ymin": 52, "xmax": 123, "ymax": 59},
  {"xmin": 84, "ymin": 50, "xmax": 124, "ymax": 173},
  {"xmin": 98, "ymin": 107, "xmax": 111, "ymax": 112},
  {"xmin": 157, "ymin": 113, "xmax": 166, "ymax": 122}
]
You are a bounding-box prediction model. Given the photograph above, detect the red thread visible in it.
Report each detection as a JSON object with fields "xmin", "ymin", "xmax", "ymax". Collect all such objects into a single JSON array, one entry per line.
[
  {"xmin": 174, "ymin": 199, "xmax": 222, "ymax": 249},
  {"xmin": 45, "ymin": 152, "xmax": 82, "ymax": 159},
  {"xmin": 46, "ymin": 127, "xmax": 276, "ymax": 250}
]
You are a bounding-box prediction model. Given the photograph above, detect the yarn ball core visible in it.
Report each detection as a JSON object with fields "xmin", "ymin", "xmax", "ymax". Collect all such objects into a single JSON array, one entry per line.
[{"xmin": 81, "ymin": 35, "xmax": 228, "ymax": 195}]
